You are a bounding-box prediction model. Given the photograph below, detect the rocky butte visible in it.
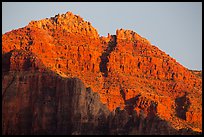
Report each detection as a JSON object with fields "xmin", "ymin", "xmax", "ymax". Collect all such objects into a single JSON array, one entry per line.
[{"xmin": 2, "ymin": 11, "xmax": 202, "ymax": 135}]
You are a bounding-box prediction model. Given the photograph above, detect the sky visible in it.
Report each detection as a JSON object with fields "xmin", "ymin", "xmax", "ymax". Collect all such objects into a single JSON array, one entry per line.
[{"xmin": 2, "ymin": 2, "xmax": 202, "ymax": 70}]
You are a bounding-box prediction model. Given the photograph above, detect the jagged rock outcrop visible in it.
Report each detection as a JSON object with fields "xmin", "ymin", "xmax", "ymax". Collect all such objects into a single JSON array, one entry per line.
[{"xmin": 2, "ymin": 11, "xmax": 202, "ymax": 135}]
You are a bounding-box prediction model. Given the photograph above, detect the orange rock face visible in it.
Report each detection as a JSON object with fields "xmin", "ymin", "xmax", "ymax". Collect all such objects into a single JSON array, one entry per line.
[{"xmin": 2, "ymin": 11, "xmax": 202, "ymax": 134}]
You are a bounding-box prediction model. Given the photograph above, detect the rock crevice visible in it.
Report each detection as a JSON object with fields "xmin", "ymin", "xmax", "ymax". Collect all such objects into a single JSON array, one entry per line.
[{"xmin": 100, "ymin": 35, "xmax": 117, "ymax": 77}]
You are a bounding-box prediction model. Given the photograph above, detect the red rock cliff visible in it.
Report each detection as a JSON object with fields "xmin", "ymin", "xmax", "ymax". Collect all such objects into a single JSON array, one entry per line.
[{"xmin": 2, "ymin": 11, "xmax": 202, "ymax": 134}]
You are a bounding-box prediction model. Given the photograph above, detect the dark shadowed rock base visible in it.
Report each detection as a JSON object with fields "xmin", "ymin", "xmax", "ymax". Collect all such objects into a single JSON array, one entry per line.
[{"xmin": 2, "ymin": 70, "xmax": 200, "ymax": 135}]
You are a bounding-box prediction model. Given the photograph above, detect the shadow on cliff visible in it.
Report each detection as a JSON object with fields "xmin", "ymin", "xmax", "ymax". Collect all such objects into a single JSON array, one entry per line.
[
  {"xmin": 175, "ymin": 93, "xmax": 191, "ymax": 120},
  {"xmin": 2, "ymin": 52, "xmax": 12, "ymax": 72}
]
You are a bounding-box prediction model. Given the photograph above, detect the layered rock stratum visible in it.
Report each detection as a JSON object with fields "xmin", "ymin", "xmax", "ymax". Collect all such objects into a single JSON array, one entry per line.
[{"xmin": 2, "ymin": 11, "xmax": 202, "ymax": 135}]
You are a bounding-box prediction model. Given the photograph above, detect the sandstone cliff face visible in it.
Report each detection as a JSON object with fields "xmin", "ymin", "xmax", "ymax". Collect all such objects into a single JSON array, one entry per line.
[
  {"xmin": 2, "ymin": 54, "xmax": 200, "ymax": 135},
  {"xmin": 2, "ymin": 53, "xmax": 110, "ymax": 135},
  {"xmin": 2, "ymin": 76, "xmax": 110, "ymax": 135},
  {"xmin": 105, "ymin": 29, "xmax": 202, "ymax": 129},
  {"xmin": 2, "ymin": 11, "xmax": 202, "ymax": 135}
]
